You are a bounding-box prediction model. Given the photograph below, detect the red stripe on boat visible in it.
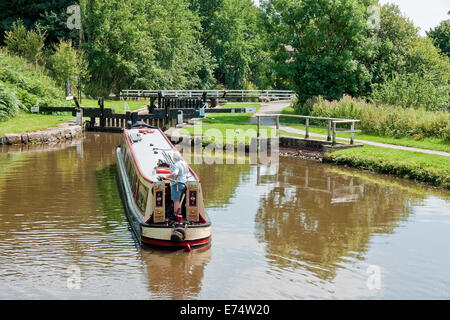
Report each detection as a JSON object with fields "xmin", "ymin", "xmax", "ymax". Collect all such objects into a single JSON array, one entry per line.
[{"xmin": 141, "ymin": 236, "xmax": 211, "ymax": 247}]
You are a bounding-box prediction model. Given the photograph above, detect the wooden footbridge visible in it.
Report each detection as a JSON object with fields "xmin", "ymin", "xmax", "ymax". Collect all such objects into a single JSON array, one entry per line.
[{"xmin": 120, "ymin": 89, "xmax": 296, "ymax": 104}]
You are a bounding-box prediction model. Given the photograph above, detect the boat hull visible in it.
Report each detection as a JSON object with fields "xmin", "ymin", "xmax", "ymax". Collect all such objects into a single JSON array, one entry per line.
[{"xmin": 116, "ymin": 146, "xmax": 211, "ymax": 249}]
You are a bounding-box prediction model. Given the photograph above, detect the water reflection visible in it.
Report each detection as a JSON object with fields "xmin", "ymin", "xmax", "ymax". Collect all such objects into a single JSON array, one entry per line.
[
  {"xmin": 140, "ymin": 246, "xmax": 211, "ymax": 300},
  {"xmin": 192, "ymin": 162, "xmax": 252, "ymax": 208},
  {"xmin": 254, "ymin": 158, "xmax": 421, "ymax": 280}
]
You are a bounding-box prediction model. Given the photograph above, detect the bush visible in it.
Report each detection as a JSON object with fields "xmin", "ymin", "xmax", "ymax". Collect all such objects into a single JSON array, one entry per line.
[
  {"xmin": 371, "ymin": 73, "xmax": 449, "ymax": 111},
  {"xmin": 4, "ymin": 19, "xmax": 46, "ymax": 66},
  {"xmin": 46, "ymin": 39, "xmax": 89, "ymax": 89},
  {"xmin": 0, "ymin": 82, "xmax": 24, "ymax": 121},
  {"xmin": 0, "ymin": 49, "xmax": 70, "ymax": 112},
  {"xmin": 307, "ymin": 95, "xmax": 450, "ymax": 141}
]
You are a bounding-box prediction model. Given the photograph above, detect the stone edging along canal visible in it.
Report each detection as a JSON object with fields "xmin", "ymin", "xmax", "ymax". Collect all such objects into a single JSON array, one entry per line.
[{"xmin": 0, "ymin": 122, "xmax": 83, "ymax": 145}]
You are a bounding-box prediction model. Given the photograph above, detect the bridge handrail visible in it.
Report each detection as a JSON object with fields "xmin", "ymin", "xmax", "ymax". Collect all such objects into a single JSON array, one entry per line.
[
  {"xmin": 255, "ymin": 114, "xmax": 360, "ymax": 145},
  {"xmin": 120, "ymin": 89, "xmax": 297, "ymax": 100}
]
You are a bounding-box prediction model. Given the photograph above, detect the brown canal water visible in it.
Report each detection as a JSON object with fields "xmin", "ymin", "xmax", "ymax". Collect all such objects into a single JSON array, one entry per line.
[{"xmin": 0, "ymin": 132, "xmax": 449, "ymax": 299}]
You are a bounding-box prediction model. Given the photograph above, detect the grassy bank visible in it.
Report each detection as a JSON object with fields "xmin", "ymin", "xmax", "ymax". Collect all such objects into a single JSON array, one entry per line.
[
  {"xmin": 182, "ymin": 104, "xmax": 274, "ymax": 145},
  {"xmin": 0, "ymin": 49, "xmax": 70, "ymax": 121},
  {"xmin": 0, "ymin": 112, "xmax": 73, "ymax": 136},
  {"xmin": 323, "ymin": 145, "xmax": 450, "ymax": 189},
  {"xmin": 81, "ymin": 98, "xmax": 147, "ymax": 113}
]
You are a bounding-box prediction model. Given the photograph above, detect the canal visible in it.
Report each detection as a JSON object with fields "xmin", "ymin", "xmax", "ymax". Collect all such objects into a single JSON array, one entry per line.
[{"xmin": 0, "ymin": 132, "xmax": 449, "ymax": 299}]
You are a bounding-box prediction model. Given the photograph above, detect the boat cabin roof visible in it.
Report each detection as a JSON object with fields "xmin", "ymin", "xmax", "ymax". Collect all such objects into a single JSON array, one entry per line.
[{"xmin": 124, "ymin": 127, "xmax": 197, "ymax": 183}]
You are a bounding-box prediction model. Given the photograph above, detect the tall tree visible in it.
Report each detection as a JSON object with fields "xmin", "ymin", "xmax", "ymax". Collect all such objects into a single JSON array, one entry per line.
[
  {"xmin": 427, "ymin": 17, "xmax": 450, "ymax": 58},
  {"xmin": 368, "ymin": 3, "xmax": 419, "ymax": 85},
  {"xmin": 369, "ymin": 5, "xmax": 450, "ymax": 110},
  {"xmin": 191, "ymin": 0, "xmax": 267, "ymax": 89},
  {"xmin": 0, "ymin": 0, "xmax": 77, "ymax": 45},
  {"xmin": 46, "ymin": 39, "xmax": 89, "ymax": 89},
  {"xmin": 80, "ymin": 0, "xmax": 216, "ymax": 95},
  {"xmin": 263, "ymin": 0, "xmax": 377, "ymax": 104}
]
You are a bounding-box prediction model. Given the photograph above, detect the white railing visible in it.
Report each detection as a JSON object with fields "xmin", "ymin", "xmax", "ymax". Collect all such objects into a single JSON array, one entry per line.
[
  {"xmin": 256, "ymin": 114, "xmax": 360, "ymax": 145},
  {"xmin": 120, "ymin": 89, "xmax": 296, "ymax": 101}
]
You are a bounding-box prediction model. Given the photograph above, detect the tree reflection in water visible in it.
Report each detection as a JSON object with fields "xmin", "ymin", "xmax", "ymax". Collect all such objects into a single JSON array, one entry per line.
[{"xmin": 254, "ymin": 157, "xmax": 424, "ymax": 281}]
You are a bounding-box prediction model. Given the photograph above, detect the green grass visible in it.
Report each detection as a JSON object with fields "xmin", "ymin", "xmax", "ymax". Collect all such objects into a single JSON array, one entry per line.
[
  {"xmin": 182, "ymin": 104, "xmax": 275, "ymax": 144},
  {"xmin": 81, "ymin": 98, "xmax": 147, "ymax": 113},
  {"xmin": 324, "ymin": 145, "xmax": 450, "ymax": 188},
  {"xmin": 0, "ymin": 112, "xmax": 73, "ymax": 136}
]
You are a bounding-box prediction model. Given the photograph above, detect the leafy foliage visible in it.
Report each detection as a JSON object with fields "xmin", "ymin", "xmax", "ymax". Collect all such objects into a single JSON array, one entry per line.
[
  {"xmin": 371, "ymin": 72, "xmax": 449, "ymax": 111},
  {"xmin": 1, "ymin": 0, "xmax": 449, "ymax": 116},
  {"xmin": 427, "ymin": 18, "xmax": 450, "ymax": 57},
  {"xmin": 0, "ymin": 82, "xmax": 23, "ymax": 121},
  {"xmin": 263, "ymin": 0, "xmax": 378, "ymax": 104},
  {"xmin": 80, "ymin": 0, "xmax": 216, "ymax": 96},
  {"xmin": 0, "ymin": 0, "xmax": 78, "ymax": 46},
  {"xmin": 4, "ymin": 19, "xmax": 46, "ymax": 66},
  {"xmin": 264, "ymin": 1, "xmax": 450, "ymax": 110},
  {"xmin": 192, "ymin": 0, "xmax": 268, "ymax": 89},
  {"xmin": 0, "ymin": 49, "xmax": 69, "ymax": 114},
  {"xmin": 46, "ymin": 39, "xmax": 89, "ymax": 89}
]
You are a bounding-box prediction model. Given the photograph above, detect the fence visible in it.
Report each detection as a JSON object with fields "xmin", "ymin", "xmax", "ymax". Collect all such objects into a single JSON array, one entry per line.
[
  {"xmin": 121, "ymin": 89, "xmax": 296, "ymax": 102},
  {"xmin": 255, "ymin": 114, "xmax": 360, "ymax": 145},
  {"xmin": 149, "ymin": 95, "xmax": 206, "ymax": 111}
]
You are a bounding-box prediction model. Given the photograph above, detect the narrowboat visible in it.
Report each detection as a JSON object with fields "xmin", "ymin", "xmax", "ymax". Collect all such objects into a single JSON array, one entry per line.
[{"xmin": 116, "ymin": 122, "xmax": 211, "ymax": 250}]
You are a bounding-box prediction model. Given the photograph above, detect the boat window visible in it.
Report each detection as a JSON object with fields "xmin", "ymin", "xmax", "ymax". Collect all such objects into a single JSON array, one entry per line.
[{"xmin": 136, "ymin": 182, "xmax": 149, "ymax": 214}]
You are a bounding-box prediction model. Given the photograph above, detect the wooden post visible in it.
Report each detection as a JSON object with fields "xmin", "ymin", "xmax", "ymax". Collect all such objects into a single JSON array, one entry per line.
[
  {"xmin": 164, "ymin": 97, "xmax": 170, "ymax": 126},
  {"xmin": 276, "ymin": 115, "xmax": 280, "ymax": 137},
  {"xmin": 98, "ymin": 96, "xmax": 105, "ymax": 128},
  {"xmin": 150, "ymin": 96, "xmax": 155, "ymax": 108},
  {"xmin": 158, "ymin": 91, "xmax": 162, "ymax": 108},
  {"xmin": 257, "ymin": 116, "xmax": 260, "ymax": 138},
  {"xmin": 126, "ymin": 111, "xmax": 131, "ymax": 129},
  {"xmin": 327, "ymin": 120, "xmax": 331, "ymax": 141},
  {"xmin": 305, "ymin": 118, "xmax": 309, "ymax": 139},
  {"xmin": 350, "ymin": 122, "xmax": 355, "ymax": 144},
  {"xmin": 332, "ymin": 121, "xmax": 336, "ymax": 145}
]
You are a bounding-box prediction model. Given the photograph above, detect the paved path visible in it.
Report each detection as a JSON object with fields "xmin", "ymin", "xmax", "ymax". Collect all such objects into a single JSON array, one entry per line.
[
  {"xmin": 248, "ymin": 100, "xmax": 292, "ymax": 125},
  {"xmin": 246, "ymin": 100, "xmax": 450, "ymax": 157}
]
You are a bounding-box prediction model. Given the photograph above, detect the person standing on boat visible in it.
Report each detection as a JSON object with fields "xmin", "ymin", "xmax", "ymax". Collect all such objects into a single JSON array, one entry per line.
[{"xmin": 166, "ymin": 151, "xmax": 188, "ymax": 217}]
